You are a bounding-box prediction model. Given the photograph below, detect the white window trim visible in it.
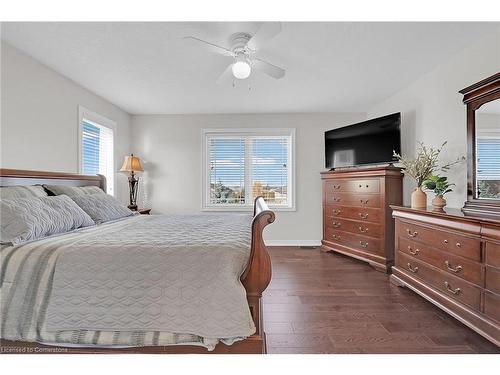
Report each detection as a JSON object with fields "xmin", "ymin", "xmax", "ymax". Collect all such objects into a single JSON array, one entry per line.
[
  {"xmin": 77, "ymin": 106, "xmax": 116, "ymax": 194},
  {"xmin": 201, "ymin": 128, "xmax": 296, "ymax": 212}
]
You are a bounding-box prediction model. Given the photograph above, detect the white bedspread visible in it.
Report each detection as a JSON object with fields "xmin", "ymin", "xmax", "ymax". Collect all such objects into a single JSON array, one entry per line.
[{"xmin": 1, "ymin": 214, "xmax": 255, "ymax": 349}]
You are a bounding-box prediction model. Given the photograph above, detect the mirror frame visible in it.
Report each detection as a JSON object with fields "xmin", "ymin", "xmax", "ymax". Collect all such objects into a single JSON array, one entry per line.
[{"xmin": 460, "ymin": 72, "xmax": 500, "ymax": 219}]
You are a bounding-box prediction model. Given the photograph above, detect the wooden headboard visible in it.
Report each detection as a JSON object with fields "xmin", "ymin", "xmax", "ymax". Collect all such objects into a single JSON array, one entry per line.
[{"xmin": 0, "ymin": 169, "xmax": 106, "ymax": 191}]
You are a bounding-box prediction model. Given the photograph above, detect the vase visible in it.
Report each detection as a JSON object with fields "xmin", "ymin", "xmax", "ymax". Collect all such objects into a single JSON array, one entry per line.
[
  {"xmin": 411, "ymin": 187, "xmax": 427, "ymax": 209},
  {"xmin": 432, "ymin": 195, "xmax": 447, "ymax": 210}
]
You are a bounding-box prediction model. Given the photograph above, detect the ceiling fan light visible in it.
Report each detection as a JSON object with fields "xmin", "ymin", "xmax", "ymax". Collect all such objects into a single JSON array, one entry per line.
[{"xmin": 232, "ymin": 60, "xmax": 251, "ymax": 80}]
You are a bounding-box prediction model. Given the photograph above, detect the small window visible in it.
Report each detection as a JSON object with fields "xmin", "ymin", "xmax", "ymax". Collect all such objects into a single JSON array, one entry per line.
[
  {"xmin": 78, "ymin": 106, "xmax": 115, "ymax": 195},
  {"xmin": 202, "ymin": 128, "xmax": 295, "ymax": 210},
  {"xmin": 476, "ymin": 129, "xmax": 500, "ymax": 199}
]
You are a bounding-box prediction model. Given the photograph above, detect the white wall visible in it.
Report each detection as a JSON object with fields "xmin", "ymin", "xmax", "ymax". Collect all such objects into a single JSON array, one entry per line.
[
  {"xmin": 131, "ymin": 113, "xmax": 365, "ymax": 244},
  {"xmin": 367, "ymin": 27, "xmax": 500, "ymax": 208},
  {"xmin": 0, "ymin": 42, "xmax": 132, "ymax": 202}
]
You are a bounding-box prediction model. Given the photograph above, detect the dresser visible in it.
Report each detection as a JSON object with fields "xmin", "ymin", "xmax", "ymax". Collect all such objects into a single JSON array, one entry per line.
[
  {"xmin": 321, "ymin": 166, "xmax": 403, "ymax": 273},
  {"xmin": 391, "ymin": 206, "xmax": 500, "ymax": 346}
]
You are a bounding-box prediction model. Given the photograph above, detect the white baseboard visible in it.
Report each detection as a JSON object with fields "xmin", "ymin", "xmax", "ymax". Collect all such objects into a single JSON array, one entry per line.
[{"xmin": 264, "ymin": 240, "xmax": 322, "ymax": 247}]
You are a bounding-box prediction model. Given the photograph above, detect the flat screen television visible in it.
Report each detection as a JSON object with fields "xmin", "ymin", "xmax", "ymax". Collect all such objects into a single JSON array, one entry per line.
[{"xmin": 325, "ymin": 113, "xmax": 401, "ymax": 169}]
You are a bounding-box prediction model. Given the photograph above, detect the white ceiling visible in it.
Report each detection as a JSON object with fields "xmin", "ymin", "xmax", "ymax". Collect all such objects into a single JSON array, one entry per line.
[{"xmin": 1, "ymin": 22, "xmax": 497, "ymax": 115}]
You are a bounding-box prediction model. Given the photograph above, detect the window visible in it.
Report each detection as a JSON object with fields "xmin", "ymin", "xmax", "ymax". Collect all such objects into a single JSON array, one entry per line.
[
  {"xmin": 202, "ymin": 128, "xmax": 295, "ymax": 210},
  {"xmin": 476, "ymin": 128, "xmax": 500, "ymax": 199},
  {"xmin": 78, "ymin": 106, "xmax": 115, "ymax": 195}
]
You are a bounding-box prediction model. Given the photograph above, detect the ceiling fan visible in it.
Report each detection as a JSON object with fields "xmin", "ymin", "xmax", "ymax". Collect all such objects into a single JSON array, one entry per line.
[{"xmin": 184, "ymin": 22, "xmax": 286, "ymax": 85}]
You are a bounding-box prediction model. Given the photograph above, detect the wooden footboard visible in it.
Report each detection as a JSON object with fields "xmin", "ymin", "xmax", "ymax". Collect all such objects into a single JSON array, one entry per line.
[
  {"xmin": 240, "ymin": 196, "xmax": 275, "ymax": 352},
  {"xmin": 0, "ymin": 169, "xmax": 275, "ymax": 354}
]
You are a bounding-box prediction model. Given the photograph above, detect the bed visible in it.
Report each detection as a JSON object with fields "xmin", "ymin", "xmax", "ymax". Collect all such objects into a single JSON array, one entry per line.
[{"xmin": 0, "ymin": 168, "xmax": 274, "ymax": 354}]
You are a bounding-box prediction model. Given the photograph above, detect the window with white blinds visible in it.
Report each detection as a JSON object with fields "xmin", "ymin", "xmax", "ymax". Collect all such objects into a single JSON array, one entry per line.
[
  {"xmin": 203, "ymin": 129, "xmax": 295, "ymax": 210},
  {"xmin": 476, "ymin": 129, "xmax": 500, "ymax": 200},
  {"xmin": 78, "ymin": 107, "xmax": 115, "ymax": 195}
]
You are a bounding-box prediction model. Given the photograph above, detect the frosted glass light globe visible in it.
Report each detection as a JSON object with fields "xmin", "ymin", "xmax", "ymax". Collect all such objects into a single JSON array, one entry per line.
[{"xmin": 232, "ymin": 60, "xmax": 251, "ymax": 80}]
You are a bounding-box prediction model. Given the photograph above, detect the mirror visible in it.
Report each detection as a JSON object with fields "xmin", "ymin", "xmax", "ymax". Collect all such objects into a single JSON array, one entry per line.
[{"xmin": 475, "ymin": 99, "xmax": 500, "ymax": 200}]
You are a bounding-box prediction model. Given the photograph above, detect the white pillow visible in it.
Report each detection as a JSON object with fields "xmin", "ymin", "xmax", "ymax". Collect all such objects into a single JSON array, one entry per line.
[
  {"xmin": 43, "ymin": 185, "xmax": 104, "ymax": 197},
  {"xmin": 0, "ymin": 195, "xmax": 95, "ymax": 245},
  {"xmin": 71, "ymin": 194, "xmax": 133, "ymax": 224},
  {"xmin": 0, "ymin": 185, "xmax": 47, "ymax": 199}
]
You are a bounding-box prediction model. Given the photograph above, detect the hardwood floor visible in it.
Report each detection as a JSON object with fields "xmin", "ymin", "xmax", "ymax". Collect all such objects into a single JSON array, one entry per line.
[{"xmin": 263, "ymin": 246, "xmax": 500, "ymax": 354}]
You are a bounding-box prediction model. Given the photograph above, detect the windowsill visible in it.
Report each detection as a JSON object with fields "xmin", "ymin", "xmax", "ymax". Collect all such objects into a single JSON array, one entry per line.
[{"xmin": 202, "ymin": 205, "xmax": 296, "ymax": 212}]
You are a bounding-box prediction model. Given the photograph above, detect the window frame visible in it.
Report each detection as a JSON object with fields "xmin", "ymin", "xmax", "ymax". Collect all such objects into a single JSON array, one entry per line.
[
  {"xmin": 77, "ymin": 106, "xmax": 116, "ymax": 195},
  {"xmin": 201, "ymin": 128, "xmax": 296, "ymax": 212}
]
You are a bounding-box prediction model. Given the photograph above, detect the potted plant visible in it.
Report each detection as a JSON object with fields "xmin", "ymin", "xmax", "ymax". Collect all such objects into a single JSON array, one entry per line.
[
  {"xmin": 422, "ymin": 175, "xmax": 455, "ymax": 210},
  {"xmin": 393, "ymin": 141, "xmax": 464, "ymax": 209}
]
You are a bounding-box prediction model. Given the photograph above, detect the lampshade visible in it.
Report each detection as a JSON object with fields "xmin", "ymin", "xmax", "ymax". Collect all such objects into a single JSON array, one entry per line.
[{"xmin": 120, "ymin": 154, "xmax": 144, "ymax": 172}]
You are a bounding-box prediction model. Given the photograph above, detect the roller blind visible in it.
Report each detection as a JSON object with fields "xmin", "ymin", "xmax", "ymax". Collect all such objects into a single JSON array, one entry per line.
[
  {"xmin": 81, "ymin": 119, "xmax": 114, "ymax": 195},
  {"xmin": 205, "ymin": 130, "xmax": 293, "ymax": 209}
]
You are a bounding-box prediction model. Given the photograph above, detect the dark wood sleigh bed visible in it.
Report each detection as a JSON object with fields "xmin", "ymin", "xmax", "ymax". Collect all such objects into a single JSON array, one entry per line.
[{"xmin": 0, "ymin": 168, "xmax": 275, "ymax": 354}]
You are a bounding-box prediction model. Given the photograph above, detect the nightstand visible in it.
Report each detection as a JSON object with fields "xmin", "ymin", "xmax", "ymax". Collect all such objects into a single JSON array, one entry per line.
[{"xmin": 138, "ymin": 208, "xmax": 151, "ymax": 215}]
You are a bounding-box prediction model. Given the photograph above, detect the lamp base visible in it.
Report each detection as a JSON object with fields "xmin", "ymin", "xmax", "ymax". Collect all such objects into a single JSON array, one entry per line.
[{"xmin": 128, "ymin": 204, "xmax": 138, "ymax": 211}]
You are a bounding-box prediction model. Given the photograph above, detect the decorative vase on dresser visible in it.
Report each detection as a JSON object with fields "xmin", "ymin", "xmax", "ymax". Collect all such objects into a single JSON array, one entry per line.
[{"xmin": 321, "ymin": 165, "xmax": 403, "ymax": 273}]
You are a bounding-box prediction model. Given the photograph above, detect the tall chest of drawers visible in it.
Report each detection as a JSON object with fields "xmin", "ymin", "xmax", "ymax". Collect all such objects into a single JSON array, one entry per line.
[
  {"xmin": 391, "ymin": 206, "xmax": 500, "ymax": 346},
  {"xmin": 321, "ymin": 166, "xmax": 403, "ymax": 273}
]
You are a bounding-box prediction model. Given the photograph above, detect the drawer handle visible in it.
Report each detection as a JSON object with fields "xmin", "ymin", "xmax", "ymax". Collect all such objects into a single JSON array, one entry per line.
[
  {"xmin": 358, "ymin": 184, "xmax": 370, "ymax": 188},
  {"xmin": 366, "ymin": 184, "xmax": 369, "ymax": 188},
  {"xmin": 358, "ymin": 226, "xmax": 368, "ymax": 233},
  {"xmin": 445, "ymin": 260, "xmax": 463, "ymax": 273},
  {"xmin": 406, "ymin": 229, "xmax": 418, "ymax": 237},
  {"xmin": 358, "ymin": 184, "xmax": 362, "ymax": 188},
  {"xmin": 444, "ymin": 281, "xmax": 461, "ymax": 295},
  {"xmin": 333, "ymin": 209, "xmax": 342, "ymax": 215},
  {"xmin": 359, "ymin": 213, "xmax": 369, "ymax": 219},
  {"xmin": 408, "ymin": 246, "xmax": 419, "ymax": 256},
  {"xmin": 332, "ymin": 222, "xmax": 341, "ymax": 228},
  {"xmin": 456, "ymin": 242, "xmax": 461, "ymax": 248},
  {"xmin": 407, "ymin": 263, "xmax": 419, "ymax": 273},
  {"xmin": 333, "ymin": 185, "xmax": 341, "ymax": 189},
  {"xmin": 332, "ymin": 234, "xmax": 341, "ymax": 240},
  {"xmin": 360, "ymin": 199, "xmax": 369, "ymax": 204},
  {"xmin": 359, "ymin": 241, "xmax": 368, "ymax": 248},
  {"xmin": 443, "ymin": 239, "xmax": 448, "ymax": 244},
  {"xmin": 333, "ymin": 197, "xmax": 341, "ymax": 202}
]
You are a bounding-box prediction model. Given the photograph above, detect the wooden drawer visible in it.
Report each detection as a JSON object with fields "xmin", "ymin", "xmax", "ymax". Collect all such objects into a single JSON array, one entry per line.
[
  {"xmin": 325, "ymin": 227, "xmax": 383, "ymax": 255},
  {"xmin": 484, "ymin": 291, "xmax": 500, "ymax": 323},
  {"xmin": 396, "ymin": 252, "xmax": 481, "ymax": 310},
  {"xmin": 324, "ymin": 205, "xmax": 382, "ymax": 223},
  {"xmin": 485, "ymin": 265, "xmax": 500, "ymax": 295},
  {"xmin": 325, "ymin": 216, "xmax": 382, "ymax": 238},
  {"xmin": 326, "ymin": 192, "xmax": 381, "ymax": 208},
  {"xmin": 396, "ymin": 221, "xmax": 481, "ymax": 262},
  {"xmin": 325, "ymin": 179, "xmax": 380, "ymax": 194},
  {"xmin": 397, "ymin": 238, "xmax": 483, "ymax": 285},
  {"xmin": 486, "ymin": 242, "xmax": 500, "ymax": 267}
]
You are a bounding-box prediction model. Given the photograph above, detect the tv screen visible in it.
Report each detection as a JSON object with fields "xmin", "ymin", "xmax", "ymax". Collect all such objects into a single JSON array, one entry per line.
[{"xmin": 325, "ymin": 113, "xmax": 401, "ymax": 169}]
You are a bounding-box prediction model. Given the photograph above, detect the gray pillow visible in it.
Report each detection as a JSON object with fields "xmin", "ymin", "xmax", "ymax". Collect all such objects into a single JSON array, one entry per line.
[
  {"xmin": 43, "ymin": 185, "xmax": 104, "ymax": 197},
  {"xmin": 71, "ymin": 194, "xmax": 133, "ymax": 224},
  {"xmin": 0, "ymin": 195, "xmax": 95, "ymax": 245},
  {"xmin": 0, "ymin": 185, "xmax": 47, "ymax": 199}
]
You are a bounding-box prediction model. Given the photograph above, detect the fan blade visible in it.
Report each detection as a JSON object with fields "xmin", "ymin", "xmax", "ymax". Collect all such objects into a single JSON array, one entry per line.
[
  {"xmin": 253, "ymin": 58, "xmax": 285, "ymax": 80},
  {"xmin": 247, "ymin": 22, "xmax": 282, "ymax": 51},
  {"xmin": 183, "ymin": 36, "xmax": 234, "ymax": 57},
  {"xmin": 216, "ymin": 64, "xmax": 235, "ymax": 86}
]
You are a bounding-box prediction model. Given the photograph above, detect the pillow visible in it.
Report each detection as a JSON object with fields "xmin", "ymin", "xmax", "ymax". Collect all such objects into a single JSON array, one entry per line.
[
  {"xmin": 0, "ymin": 195, "xmax": 95, "ymax": 245},
  {"xmin": 43, "ymin": 185, "xmax": 105, "ymax": 197},
  {"xmin": 71, "ymin": 194, "xmax": 133, "ymax": 224},
  {"xmin": 0, "ymin": 185, "xmax": 47, "ymax": 199}
]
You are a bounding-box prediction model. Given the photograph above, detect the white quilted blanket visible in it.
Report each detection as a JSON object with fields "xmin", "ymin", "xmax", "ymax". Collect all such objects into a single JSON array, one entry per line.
[{"xmin": 1, "ymin": 214, "xmax": 255, "ymax": 348}]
